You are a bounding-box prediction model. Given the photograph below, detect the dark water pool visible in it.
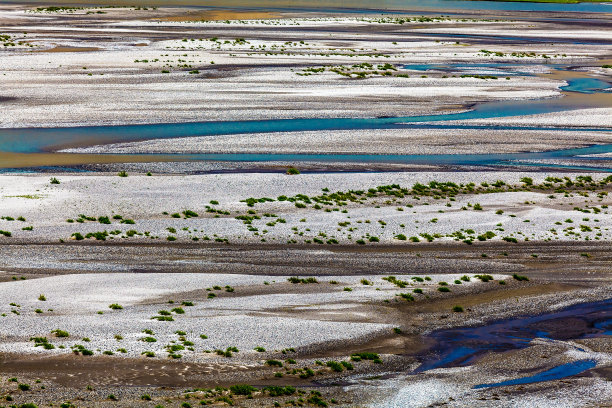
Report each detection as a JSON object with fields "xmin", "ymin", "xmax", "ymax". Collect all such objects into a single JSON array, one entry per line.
[
  {"xmin": 416, "ymin": 298, "xmax": 611, "ymax": 387},
  {"xmin": 418, "ymin": 298, "xmax": 612, "ymax": 372}
]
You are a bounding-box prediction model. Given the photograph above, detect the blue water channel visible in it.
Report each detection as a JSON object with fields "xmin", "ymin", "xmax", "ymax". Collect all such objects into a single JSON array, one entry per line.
[
  {"xmin": 0, "ymin": 68, "xmax": 610, "ymax": 171},
  {"xmin": 473, "ymin": 360, "xmax": 598, "ymax": 389},
  {"xmin": 416, "ymin": 298, "xmax": 611, "ymax": 387}
]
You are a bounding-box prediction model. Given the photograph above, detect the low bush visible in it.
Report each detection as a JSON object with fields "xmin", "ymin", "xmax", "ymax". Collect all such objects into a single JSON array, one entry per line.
[
  {"xmin": 51, "ymin": 329, "xmax": 69, "ymax": 338},
  {"xmin": 230, "ymin": 384, "xmax": 257, "ymax": 396},
  {"xmin": 326, "ymin": 361, "xmax": 344, "ymax": 372},
  {"xmin": 264, "ymin": 386, "xmax": 296, "ymax": 397}
]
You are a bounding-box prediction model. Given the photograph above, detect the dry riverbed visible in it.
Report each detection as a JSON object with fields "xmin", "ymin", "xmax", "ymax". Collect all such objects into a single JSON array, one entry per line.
[
  {"xmin": 0, "ymin": 4, "xmax": 610, "ymax": 132},
  {"xmin": 1, "ymin": 3, "xmax": 612, "ymax": 407},
  {"xmin": 0, "ymin": 171, "xmax": 611, "ymax": 407}
]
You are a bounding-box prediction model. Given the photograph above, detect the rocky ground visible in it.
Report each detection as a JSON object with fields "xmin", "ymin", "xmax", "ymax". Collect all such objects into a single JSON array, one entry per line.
[{"xmin": 0, "ymin": 171, "xmax": 611, "ymax": 407}]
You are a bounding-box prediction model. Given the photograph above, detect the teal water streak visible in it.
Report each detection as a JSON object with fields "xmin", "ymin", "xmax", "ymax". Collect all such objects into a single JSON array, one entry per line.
[
  {"xmin": 1, "ymin": 76, "xmax": 609, "ymax": 154},
  {"xmin": 0, "ymin": 74, "xmax": 610, "ymax": 171}
]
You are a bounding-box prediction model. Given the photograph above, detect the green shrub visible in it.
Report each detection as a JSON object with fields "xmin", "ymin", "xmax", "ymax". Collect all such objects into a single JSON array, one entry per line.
[
  {"xmin": 288, "ymin": 277, "xmax": 318, "ymax": 284},
  {"xmin": 307, "ymin": 394, "xmax": 328, "ymax": 407},
  {"xmin": 341, "ymin": 361, "xmax": 354, "ymax": 370},
  {"xmin": 51, "ymin": 329, "xmax": 69, "ymax": 338},
  {"xmin": 229, "ymin": 384, "xmax": 257, "ymax": 396},
  {"xmin": 399, "ymin": 293, "xmax": 414, "ymax": 301},
  {"xmin": 152, "ymin": 315, "xmax": 174, "ymax": 321},
  {"xmin": 98, "ymin": 216, "xmax": 111, "ymax": 224},
  {"xmin": 264, "ymin": 386, "xmax": 295, "ymax": 397},
  {"xmin": 351, "ymin": 352, "xmax": 379, "ymax": 361},
  {"xmin": 85, "ymin": 231, "xmax": 108, "ymax": 240},
  {"xmin": 326, "ymin": 361, "xmax": 344, "ymax": 372}
]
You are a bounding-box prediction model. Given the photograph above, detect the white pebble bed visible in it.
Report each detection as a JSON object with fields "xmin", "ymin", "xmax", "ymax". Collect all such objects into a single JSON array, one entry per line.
[{"xmin": 0, "ymin": 272, "xmax": 489, "ymax": 360}]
